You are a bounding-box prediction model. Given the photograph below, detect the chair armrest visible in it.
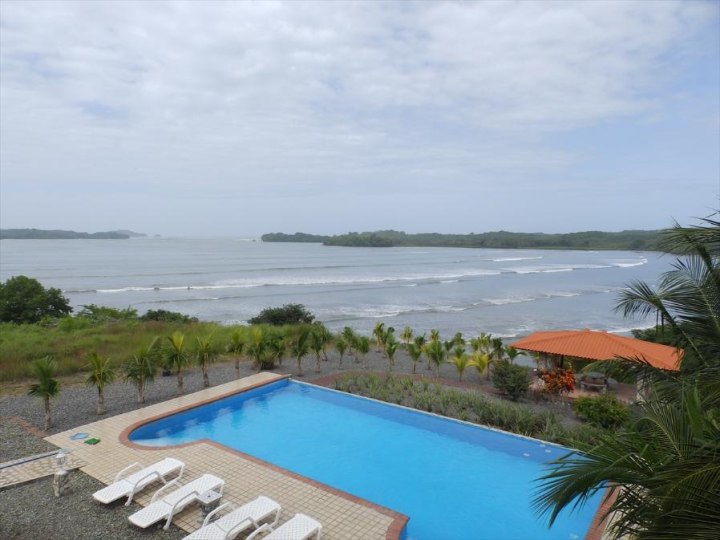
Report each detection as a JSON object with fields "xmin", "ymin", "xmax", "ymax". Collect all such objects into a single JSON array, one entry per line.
[
  {"xmin": 246, "ymin": 523, "xmax": 272, "ymax": 540},
  {"xmin": 164, "ymin": 490, "xmax": 201, "ymax": 530},
  {"xmin": 151, "ymin": 478, "xmax": 182, "ymax": 502},
  {"xmin": 222, "ymin": 517, "xmax": 255, "ymax": 540},
  {"xmin": 124, "ymin": 470, "xmax": 162, "ymax": 506},
  {"xmin": 114, "ymin": 462, "xmax": 141, "ymax": 482},
  {"xmin": 202, "ymin": 501, "xmax": 237, "ymax": 527}
]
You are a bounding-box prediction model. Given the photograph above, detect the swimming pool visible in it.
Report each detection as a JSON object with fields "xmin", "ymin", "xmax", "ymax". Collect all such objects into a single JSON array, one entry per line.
[{"xmin": 130, "ymin": 379, "xmax": 602, "ymax": 539}]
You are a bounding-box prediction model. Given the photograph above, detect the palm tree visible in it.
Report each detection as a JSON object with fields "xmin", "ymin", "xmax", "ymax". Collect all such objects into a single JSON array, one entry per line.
[
  {"xmin": 28, "ymin": 356, "xmax": 59, "ymax": 431},
  {"xmin": 342, "ymin": 326, "xmax": 356, "ymax": 358},
  {"xmin": 195, "ymin": 334, "xmax": 218, "ymax": 387},
  {"xmin": 248, "ymin": 327, "xmax": 270, "ymax": 371},
  {"xmin": 291, "ymin": 328, "xmax": 310, "ymax": 376},
  {"xmin": 430, "ymin": 328, "xmax": 440, "ymax": 342},
  {"xmin": 267, "ymin": 331, "xmax": 286, "ymax": 368},
  {"xmin": 309, "ymin": 326, "xmax": 325, "ymax": 373},
  {"xmin": 125, "ymin": 338, "xmax": 158, "ymax": 404},
  {"xmin": 470, "ymin": 336, "xmax": 482, "ymax": 354},
  {"xmin": 504, "ymin": 346, "xmax": 524, "ymax": 364},
  {"xmin": 407, "ymin": 343, "xmax": 423, "ymax": 374},
  {"xmin": 535, "ymin": 215, "xmax": 720, "ymax": 538},
  {"xmin": 385, "ymin": 336, "xmax": 399, "ymax": 372},
  {"xmin": 616, "ymin": 215, "xmax": 720, "ymax": 370},
  {"xmin": 448, "ymin": 346, "xmax": 469, "ymax": 381},
  {"xmin": 335, "ymin": 337, "xmax": 348, "ymax": 367},
  {"xmin": 85, "ymin": 352, "xmax": 115, "ymax": 415},
  {"xmin": 424, "ymin": 340, "xmax": 445, "ymax": 377},
  {"xmin": 356, "ymin": 336, "xmax": 371, "ymax": 369},
  {"xmin": 164, "ymin": 331, "xmax": 188, "ymax": 396},
  {"xmin": 226, "ymin": 330, "xmax": 246, "ymax": 379},
  {"xmin": 535, "ymin": 367, "xmax": 720, "ymax": 539},
  {"xmin": 491, "ymin": 337, "xmax": 505, "ymax": 361},
  {"xmin": 373, "ymin": 321, "xmax": 386, "ymax": 352},
  {"xmin": 469, "ymin": 352, "xmax": 492, "ymax": 380},
  {"xmin": 401, "ymin": 326, "xmax": 413, "ymax": 347},
  {"xmin": 453, "ymin": 332, "xmax": 465, "ymax": 347}
]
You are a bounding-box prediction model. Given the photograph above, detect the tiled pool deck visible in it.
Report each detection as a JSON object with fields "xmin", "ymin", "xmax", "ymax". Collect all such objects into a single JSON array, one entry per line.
[{"xmin": 45, "ymin": 373, "xmax": 406, "ymax": 539}]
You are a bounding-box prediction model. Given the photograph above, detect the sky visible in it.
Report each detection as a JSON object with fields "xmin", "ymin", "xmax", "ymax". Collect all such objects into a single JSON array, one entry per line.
[{"xmin": 0, "ymin": 1, "xmax": 718, "ymax": 237}]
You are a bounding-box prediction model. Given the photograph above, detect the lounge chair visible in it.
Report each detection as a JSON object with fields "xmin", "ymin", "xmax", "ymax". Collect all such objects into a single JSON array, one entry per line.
[
  {"xmin": 183, "ymin": 496, "xmax": 282, "ymax": 540},
  {"xmin": 92, "ymin": 457, "xmax": 185, "ymax": 506},
  {"xmin": 128, "ymin": 473, "xmax": 225, "ymax": 530},
  {"xmin": 246, "ymin": 513, "xmax": 322, "ymax": 540}
]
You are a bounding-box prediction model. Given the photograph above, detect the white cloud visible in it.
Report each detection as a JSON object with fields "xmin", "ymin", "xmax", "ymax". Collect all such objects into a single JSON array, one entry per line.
[{"xmin": 0, "ymin": 0, "xmax": 717, "ymax": 234}]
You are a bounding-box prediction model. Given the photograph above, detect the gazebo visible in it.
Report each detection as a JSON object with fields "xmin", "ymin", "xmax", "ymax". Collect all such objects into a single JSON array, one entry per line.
[
  {"xmin": 510, "ymin": 329, "xmax": 683, "ymax": 396},
  {"xmin": 510, "ymin": 329, "xmax": 682, "ymax": 370}
]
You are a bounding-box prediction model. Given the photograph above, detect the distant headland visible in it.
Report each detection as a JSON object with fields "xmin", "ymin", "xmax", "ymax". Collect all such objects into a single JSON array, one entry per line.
[
  {"xmin": 0, "ymin": 228, "xmax": 147, "ymax": 240},
  {"xmin": 261, "ymin": 229, "xmax": 665, "ymax": 251}
]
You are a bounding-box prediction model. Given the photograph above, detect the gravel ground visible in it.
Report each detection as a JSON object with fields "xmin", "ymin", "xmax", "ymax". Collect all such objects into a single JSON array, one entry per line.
[
  {"xmin": 1, "ymin": 348, "xmax": 574, "ymax": 435},
  {"xmin": 0, "ymin": 420, "xmax": 185, "ymax": 540}
]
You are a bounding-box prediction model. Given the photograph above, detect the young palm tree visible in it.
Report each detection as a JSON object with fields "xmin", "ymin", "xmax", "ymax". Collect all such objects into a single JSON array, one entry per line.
[
  {"xmin": 448, "ymin": 346, "xmax": 469, "ymax": 381},
  {"xmin": 356, "ymin": 336, "xmax": 371, "ymax": 369},
  {"xmin": 195, "ymin": 334, "xmax": 218, "ymax": 387},
  {"xmin": 291, "ymin": 328, "xmax": 310, "ymax": 376},
  {"xmin": 469, "ymin": 352, "xmax": 492, "ymax": 380},
  {"xmin": 125, "ymin": 338, "xmax": 158, "ymax": 404},
  {"xmin": 424, "ymin": 340, "xmax": 445, "ymax": 377},
  {"xmin": 226, "ymin": 330, "xmax": 246, "ymax": 379},
  {"xmin": 373, "ymin": 321, "xmax": 386, "ymax": 352},
  {"xmin": 430, "ymin": 328, "xmax": 440, "ymax": 342},
  {"xmin": 401, "ymin": 326, "xmax": 413, "ymax": 347},
  {"xmin": 309, "ymin": 326, "xmax": 325, "ymax": 373},
  {"xmin": 407, "ymin": 342, "xmax": 423, "ymax": 374},
  {"xmin": 164, "ymin": 331, "xmax": 188, "ymax": 396},
  {"xmin": 335, "ymin": 337, "xmax": 348, "ymax": 367},
  {"xmin": 504, "ymin": 346, "xmax": 524, "ymax": 364},
  {"xmin": 28, "ymin": 356, "xmax": 59, "ymax": 431},
  {"xmin": 453, "ymin": 332, "xmax": 465, "ymax": 347},
  {"xmin": 248, "ymin": 327, "xmax": 270, "ymax": 371},
  {"xmin": 385, "ymin": 336, "xmax": 399, "ymax": 372},
  {"xmin": 85, "ymin": 352, "xmax": 115, "ymax": 415},
  {"xmin": 470, "ymin": 336, "xmax": 482, "ymax": 354},
  {"xmin": 342, "ymin": 326, "xmax": 356, "ymax": 358},
  {"xmin": 267, "ymin": 331, "xmax": 286, "ymax": 368},
  {"xmin": 491, "ymin": 337, "xmax": 505, "ymax": 361}
]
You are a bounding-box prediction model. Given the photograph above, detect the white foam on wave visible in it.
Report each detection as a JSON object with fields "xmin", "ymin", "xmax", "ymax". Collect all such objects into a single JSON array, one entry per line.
[
  {"xmin": 440, "ymin": 279, "xmax": 459, "ymax": 284},
  {"xmin": 510, "ymin": 264, "xmax": 611, "ymax": 274},
  {"xmin": 491, "ymin": 256, "xmax": 543, "ymax": 262}
]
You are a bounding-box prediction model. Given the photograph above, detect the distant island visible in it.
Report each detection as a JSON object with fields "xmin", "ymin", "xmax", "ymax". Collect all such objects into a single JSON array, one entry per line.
[
  {"xmin": 261, "ymin": 229, "xmax": 665, "ymax": 251},
  {"xmin": 0, "ymin": 228, "xmax": 147, "ymax": 240}
]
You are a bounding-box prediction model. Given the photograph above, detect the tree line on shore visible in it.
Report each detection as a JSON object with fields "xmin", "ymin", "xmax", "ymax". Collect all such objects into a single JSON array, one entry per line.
[{"xmin": 261, "ymin": 228, "xmax": 666, "ymax": 250}]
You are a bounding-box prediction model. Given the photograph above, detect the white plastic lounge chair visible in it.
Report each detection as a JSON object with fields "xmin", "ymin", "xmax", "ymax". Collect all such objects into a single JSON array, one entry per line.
[
  {"xmin": 246, "ymin": 513, "xmax": 322, "ymax": 540},
  {"xmin": 183, "ymin": 496, "xmax": 282, "ymax": 540},
  {"xmin": 128, "ymin": 473, "xmax": 225, "ymax": 530},
  {"xmin": 93, "ymin": 457, "xmax": 185, "ymax": 506}
]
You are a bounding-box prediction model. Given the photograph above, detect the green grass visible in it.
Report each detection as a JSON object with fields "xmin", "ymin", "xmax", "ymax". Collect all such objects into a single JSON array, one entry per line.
[{"xmin": 0, "ymin": 320, "xmax": 239, "ymax": 381}]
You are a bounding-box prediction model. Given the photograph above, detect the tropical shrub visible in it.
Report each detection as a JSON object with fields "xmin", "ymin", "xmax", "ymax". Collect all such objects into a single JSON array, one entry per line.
[
  {"xmin": 248, "ymin": 304, "xmax": 315, "ymax": 325},
  {"xmin": 140, "ymin": 309, "xmax": 197, "ymax": 323},
  {"xmin": 492, "ymin": 360, "xmax": 530, "ymax": 401},
  {"xmin": 574, "ymin": 393, "xmax": 630, "ymax": 429},
  {"xmin": 539, "ymin": 367, "xmax": 575, "ymax": 395},
  {"xmin": 76, "ymin": 304, "xmax": 138, "ymax": 322},
  {"xmin": 0, "ymin": 275, "xmax": 72, "ymax": 323}
]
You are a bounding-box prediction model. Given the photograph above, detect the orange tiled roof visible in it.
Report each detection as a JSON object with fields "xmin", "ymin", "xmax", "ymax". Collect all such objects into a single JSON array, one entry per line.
[{"xmin": 509, "ymin": 329, "xmax": 682, "ymax": 371}]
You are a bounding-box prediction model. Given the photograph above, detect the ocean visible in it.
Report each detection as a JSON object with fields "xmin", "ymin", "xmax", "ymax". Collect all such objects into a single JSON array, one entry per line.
[{"xmin": 0, "ymin": 238, "xmax": 669, "ymax": 338}]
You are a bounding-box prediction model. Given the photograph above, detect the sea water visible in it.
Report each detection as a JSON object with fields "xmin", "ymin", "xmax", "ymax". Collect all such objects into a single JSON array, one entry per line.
[{"xmin": 0, "ymin": 238, "xmax": 668, "ymax": 337}]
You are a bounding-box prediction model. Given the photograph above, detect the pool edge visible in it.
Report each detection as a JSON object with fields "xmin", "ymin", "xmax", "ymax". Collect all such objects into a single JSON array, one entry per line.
[{"xmin": 119, "ymin": 373, "xmax": 409, "ymax": 540}]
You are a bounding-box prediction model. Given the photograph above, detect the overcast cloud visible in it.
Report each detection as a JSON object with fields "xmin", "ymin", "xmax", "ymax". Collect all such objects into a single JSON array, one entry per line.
[{"xmin": 0, "ymin": 0, "xmax": 718, "ymax": 236}]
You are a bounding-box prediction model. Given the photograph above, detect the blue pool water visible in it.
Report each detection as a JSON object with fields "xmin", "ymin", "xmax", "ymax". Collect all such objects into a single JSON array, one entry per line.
[{"xmin": 130, "ymin": 380, "xmax": 602, "ymax": 539}]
